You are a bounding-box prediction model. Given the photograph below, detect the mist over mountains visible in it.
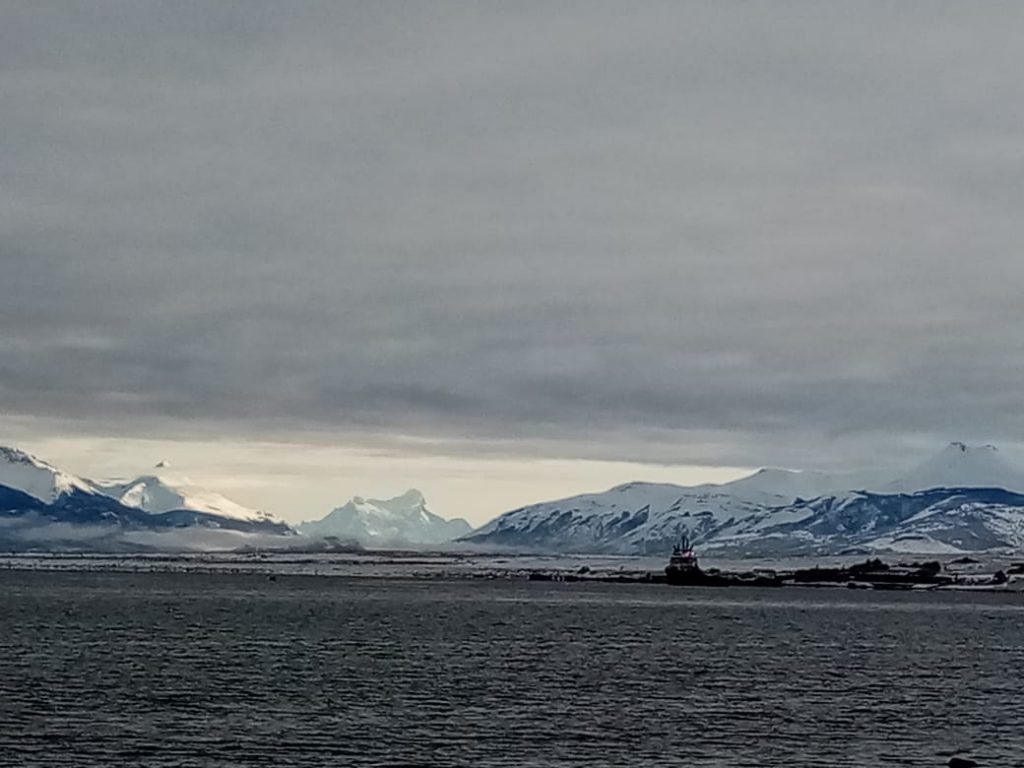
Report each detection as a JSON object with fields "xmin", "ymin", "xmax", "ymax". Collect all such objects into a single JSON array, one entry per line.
[
  {"xmin": 5, "ymin": 442, "xmax": 1024, "ymax": 555},
  {"xmin": 0, "ymin": 447, "xmax": 469, "ymax": 551}
]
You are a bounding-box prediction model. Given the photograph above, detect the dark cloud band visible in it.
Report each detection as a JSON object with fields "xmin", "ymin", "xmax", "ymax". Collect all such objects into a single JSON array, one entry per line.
[{"xmin": 4, "ymin": 2, "xmax": 1024, "ymax": 471}]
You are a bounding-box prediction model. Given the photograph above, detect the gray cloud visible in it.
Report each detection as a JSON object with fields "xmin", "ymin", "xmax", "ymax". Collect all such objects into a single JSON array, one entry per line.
[{"xmin": 4, "ymin": 1, "xmax": 1024, "ymax": 471}]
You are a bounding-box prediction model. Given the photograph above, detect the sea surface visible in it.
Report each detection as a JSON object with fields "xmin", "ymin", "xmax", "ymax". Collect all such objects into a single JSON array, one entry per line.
[{"xmin": 1, "ymin": 571, "xmax": 1023, "ymax": 767}]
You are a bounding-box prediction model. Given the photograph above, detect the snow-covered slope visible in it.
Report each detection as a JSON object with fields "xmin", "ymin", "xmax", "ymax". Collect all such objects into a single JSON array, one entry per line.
[
  {"xmin": 462, "ymin": 443, "xmax": 1024, "ymax": 556},
  {"xmin": 0, "ymin": 447, "xmax": 293, "ymax": 548},
  {"xmin": 0, "ymin": 446, "xmax": 100, "ymax": 502},
  {"xmin": 299, "ymin": 489, "xmax": 471, "ymax": 546},
  {"xmin": 716, "ymin": 467, "xmax": 874, "ymax": 502},
  {"xmin": 96, "ymin": 468, "xmax": 275, "ymax": 523},
  {"xmin": 465, "ymin": 480, "xmax": 777, "ymax": 554},
  {"xmin": 864, "ymin": 496, "xmax": 1024, "ymax": 554}
]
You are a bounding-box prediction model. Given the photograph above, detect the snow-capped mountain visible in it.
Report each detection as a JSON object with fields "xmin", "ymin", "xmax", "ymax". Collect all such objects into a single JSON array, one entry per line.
[
  {"xmin": 460, "ymin": 443, "xmax": 1024, "ymax": 555},
  {"xmin": 0, "ymin": 446, "xmax": 101, "ymax": 502},
  {"xmin": 299, "ymin": 489, "xmax": 471, "ymax": 546},
  {"xmin": 0, "ymin": 447, "xmax": 292, "ymax": 549},
  {"xmin": 96, "ymin": 466, "xmax": 275, "ymax": 523}
]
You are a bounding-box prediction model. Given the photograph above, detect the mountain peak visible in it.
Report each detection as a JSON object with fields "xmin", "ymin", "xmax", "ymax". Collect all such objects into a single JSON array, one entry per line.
[
  {"xmin": 0, "ymin": 446, "xmax": 48, "ymax": 468},
  {"xmin": 95, "ymin": 473, "xmax": 271, "ymax": 522},
  {"xmin": 349, "ymin": 489, "xmax": 424, "ymax": 509},
  {"xmin": 300, "ymin": 489, "xmax": 470, "ymax": 545},
  {"xmin": 0, "ymin": 445, "xmax": 96, "ymax": 501},
  {"xmin": 717, "ymin": 465, "xmax": 857, "ymax": 501}
]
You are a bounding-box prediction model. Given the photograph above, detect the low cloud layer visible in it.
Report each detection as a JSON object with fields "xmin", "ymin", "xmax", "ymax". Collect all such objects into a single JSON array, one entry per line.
[
  {"xmin": 5, "ymin": 3, "xmax": 1024, "ymax": 472},
  {"xmin": 0, "ymin": 514, "xmax": 297, "ymax": 553}
]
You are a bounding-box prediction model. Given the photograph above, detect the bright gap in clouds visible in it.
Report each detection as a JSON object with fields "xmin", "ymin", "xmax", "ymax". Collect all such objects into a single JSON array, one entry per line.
[{"xmin": 13, "ymin": 434, "xmax": 750, "ymax": 527}]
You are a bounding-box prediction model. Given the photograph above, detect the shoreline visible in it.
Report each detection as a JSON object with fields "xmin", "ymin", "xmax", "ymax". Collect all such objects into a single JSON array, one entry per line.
[{"xmin": 2, "ymin": 551, "xmax": 1023, "ymax": 593}]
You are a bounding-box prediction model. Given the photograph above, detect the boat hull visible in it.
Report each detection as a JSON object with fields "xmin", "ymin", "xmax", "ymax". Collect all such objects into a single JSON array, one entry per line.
[{"xmin": 664, "ymin": 567, "xmax": 781, "ymax": 587}]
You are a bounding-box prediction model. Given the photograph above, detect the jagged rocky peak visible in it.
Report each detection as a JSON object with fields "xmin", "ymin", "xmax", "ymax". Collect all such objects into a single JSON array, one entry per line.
[
  {"xmin": 383, "ymin": 488, "xmax": 428, "ymax": 507},
  {"xmin": 0, "ymin": 445, "xmax": 58, "ymax": 469},
  {"xmin": 0, "ymin": 446, "xmax": 32, "ymax": 464},
  {"xmin": 351, "ymin": 488, "xmax": 424, "ymax": 510},
  {"xmin": 366, "ymin": 488, "xmax": 429, "ymax": 512},
  {"xmin": 299, "ymin": 489, "xmax": 470, "ymax": 545}
]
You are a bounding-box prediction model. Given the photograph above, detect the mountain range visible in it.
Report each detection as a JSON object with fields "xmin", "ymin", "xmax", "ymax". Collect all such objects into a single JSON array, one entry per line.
[
  {"xmin": 0, "ymin": 447, "xmax": 469, "ymax": 551},
  {"xmin": 0, "ymin": 446, "xmax": 292, "ymax": 551},
  {"xmin": 459, "ymin": 443, "xmax": 1024, "ymax": 556},
  {"xmin": 7, "ymin": 441, "xmax": 1024, "ymax": 555}
]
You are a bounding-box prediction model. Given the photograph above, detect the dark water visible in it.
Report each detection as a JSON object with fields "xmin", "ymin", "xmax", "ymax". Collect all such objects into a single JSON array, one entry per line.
[{"xmin": 2, "ymin": 572, "xmax": 1023, "ymax": 767}]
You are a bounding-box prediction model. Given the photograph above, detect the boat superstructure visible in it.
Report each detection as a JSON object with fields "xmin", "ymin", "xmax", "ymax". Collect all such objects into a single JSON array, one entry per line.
[{"xmin": 664, "ymin": 535, "xmax": 703, "ymax": 583}]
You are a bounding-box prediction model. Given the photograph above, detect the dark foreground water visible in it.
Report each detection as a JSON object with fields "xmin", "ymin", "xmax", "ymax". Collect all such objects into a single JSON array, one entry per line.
[{"xmin": 2, "ymin": 572, "xmax": 1023, "ymax": 767}]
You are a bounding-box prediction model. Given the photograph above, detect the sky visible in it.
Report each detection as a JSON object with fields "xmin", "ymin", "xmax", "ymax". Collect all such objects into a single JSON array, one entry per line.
[{"xmin": 5, "ymin": 2, "xmax": 1024, "ymax": 525}]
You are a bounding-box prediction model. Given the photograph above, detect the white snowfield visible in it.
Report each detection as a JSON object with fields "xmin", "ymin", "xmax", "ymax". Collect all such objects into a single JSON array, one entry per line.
[
  {"xmin": 463, "ymin": 443, "xmax": 1024, "ymax": 555},
  {"xmin": 0, "ymin": 446, "xmax": 98, "ymax": 502},
  {"xmin": 299, "ymin": 489, "xmax": 472, "ymax": 545},
  {"xmin": 0, "ymin": 447, "xmax": 277, "ymax": 523},
  {"xmin": 0, "ymin": 446, "xmax": 472, "ymax": 548},
  {"xmin": 96, "ymin": 473, "xmax": 275, "ymax": 522}
]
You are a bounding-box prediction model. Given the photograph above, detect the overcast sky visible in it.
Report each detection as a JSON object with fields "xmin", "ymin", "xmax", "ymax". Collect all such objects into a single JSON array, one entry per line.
[{"xmin": 5, "ymin": 2, "xmax": 1024, "ymax": 524}]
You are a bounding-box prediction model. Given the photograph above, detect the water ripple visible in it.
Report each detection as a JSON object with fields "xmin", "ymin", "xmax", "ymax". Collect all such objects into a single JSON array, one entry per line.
[{"xmin": 1, "ymin": 573, "xmax": 1023, "ymax": 767}]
